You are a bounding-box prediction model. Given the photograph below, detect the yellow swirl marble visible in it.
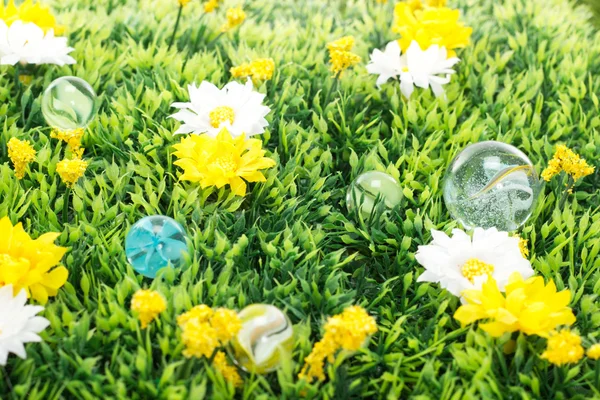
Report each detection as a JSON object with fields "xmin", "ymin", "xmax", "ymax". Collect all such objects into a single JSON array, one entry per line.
[{"xmin": 231, "ymin": 304, "xmax": 293, "ymax": 373}]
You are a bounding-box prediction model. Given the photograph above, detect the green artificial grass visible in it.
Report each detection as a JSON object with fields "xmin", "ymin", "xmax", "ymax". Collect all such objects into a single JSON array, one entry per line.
[
  {"xmin": 1, "ymin": 0, "xmax": 600, "ymax": 398},
  {"xmin": 577, "ymin": 0, "xmax": 600, "ymax": 26}
]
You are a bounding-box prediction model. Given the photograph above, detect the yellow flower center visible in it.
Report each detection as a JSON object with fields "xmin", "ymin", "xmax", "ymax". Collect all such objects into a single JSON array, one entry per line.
[
  {"xmin": 461, "ymin": 258, "xmax": 494, "ymax": 283},
  {"xmin": 211, "ymin": 154, "xmax": 237, "ymax": 174},
  {"xmin": 401, "ymin": 66, "xmax": 409, "ymax": 72},
  {"xmin": 0, "ymin": 253, "xmax": 25, "ymax": 268},
  {"xmin": 518, "ymin": 238, "xmax": 529, "ymax": 258},
  {"xmin": 209, "ymin": 106, "xmax": 235, "ymax": 129},
  {"xmin": 0, "ymin": 253, "xmax": 30, "ymax": 287}
]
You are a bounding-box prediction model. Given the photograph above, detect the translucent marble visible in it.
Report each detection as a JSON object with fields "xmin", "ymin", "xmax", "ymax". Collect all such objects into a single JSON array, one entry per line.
[
  {"xmin": 42, "ymin": 76, "xmax": 97, "ymax": 130},
  {"xmin": 443, "ymin": 141, "xmax": 541, "ymax": 231},
  {"xmin": 231, "ymin": 304, "xmax": 293, "ymax": 374},
  {"xmin": 125, "ymin": 216, "xmax": 188, "ymax": 278},
  {"xmin": 346, "ymin": 171, "xmax": 403, "ymax": 216}
]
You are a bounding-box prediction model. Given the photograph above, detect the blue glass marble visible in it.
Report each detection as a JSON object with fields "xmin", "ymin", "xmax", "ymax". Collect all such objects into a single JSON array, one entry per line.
[{"xmin": 125, "ymin": 216, "xmax": 188, "ymax": 278}]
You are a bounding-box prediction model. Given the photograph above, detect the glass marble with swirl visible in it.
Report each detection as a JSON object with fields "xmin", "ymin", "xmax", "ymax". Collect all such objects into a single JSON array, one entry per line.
[
  {"xmin": 443, "ymin": 141, "xmax": 542, "ymax": 232},
  {"xmin": 231, "ymin": 304, "xmax": 293, "ymax": 374},
  {"xmin": 125, "ymin": 216, "xmax": 188, "ymax": 278}
]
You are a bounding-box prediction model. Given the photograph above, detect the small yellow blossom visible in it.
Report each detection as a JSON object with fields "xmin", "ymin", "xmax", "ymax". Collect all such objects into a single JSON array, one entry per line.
[
  {"xmin": 299, "ymin": 306, "xmax": 377, "ymax": 382},
  {"xmin": 178, "ymin": 305, "xmax": 241, "ymax": 343},
  {"xmin": 454, "ymin": 273, "xmax": 575, "ymax": 338},
  {"xmin": 541, "ymin": 145, "xmax": 594, "ymax": 182},
  {"xmin": 327, "ymin": 36, "xmax": 361, "ymax": 76},
  {"xmin": 204, "ymin": 0, "xmax": 219, "ymax": 13},
  {"xmin": 299, "ymin": 337, "xmax": 337, "ymax": 382},
  {"xmin": 178, "ymin": 305, "xmax": 242, "ymax": 356},
  {"xmin": 0, "ymin": 0, "xmax": 64, "ymax": 34},
  {"xmin": 51, "ymin": 128, "xmax": 84, "ymax": 155},
  {"xmin": 211, "ymin": 308, "xmax": 242, "ymax": 342},
  {"xmin": 178, "ymin": 304, "xmax": 243, "ymax": 385},
  {"xmin": 250, "ymin": 58, "xmax": 275, "ymax": 80},
  {"xmin": 327, "ymin": 36, "xmax": 355, "ymax": 52},
  {"xmin": 541, "ymin": 330, "xmax": 584, "ymax": 366},
  {"xmin": 587, "ymin": 343, "xmax": 600, "ymax": 360},
  {"xmin": 131, "ymin": 290, "xmax": 167, "ymax": 329},
  {"xmin": 213, "ymin": 351, "xmax": 242, "ymax": 386},
  {"xmin": 178, "ymin": 0, "xmax": 191, "ymax": 6},
  {"xmin": 173, "ymin": 128, "xmax": 276, "ymax": 197},
  {"xmin": 375, "ymin": 0, "xmax": 388, "ymax": 3},
  {"xmin": 393, "ymin": 4, "xmax": 472, "ymax": 57},
  {"xmin": 231, "ymin": 58, "xmax": 275, "ymax": 82},
  {"xmin": 230, "ymin": 64, "xmax": 252, "ymax": 79},
  {"xmin": 7, "ymin": 138, "xmax": 36, "ymax": 179},
  {"xmin": 56, "ymin": 157, "xmax": 88, "ymax": 188},
  {"xmin": 222, "ymin": 7, "xmax": 246, "ymax": 32},
  {"xmin": 177, "ymin": 304, "xmax": 214, "ymax": 327},
  {"xmin": 328, "ymin": 51, "xmax": 361, "ymax": 75},
  {"xmin": 0, "ymin": 217, "xmax": 68, "ymax": 304},
  {"xmin": 181, "ymin": 319, "xmax": 220, "ymax": 358}
]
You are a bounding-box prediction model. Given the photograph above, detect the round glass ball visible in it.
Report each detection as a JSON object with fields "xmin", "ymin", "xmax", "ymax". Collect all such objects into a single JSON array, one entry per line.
[
  {"xmin": 346, "ymin": 171, "xmax": 403, "ymax": 216},
  {"xmin": 231, "ymin": 304, "xmax": 293, "ymax": 374},
  {"xmin": 42, "ymin": 76, "xmax": 97, "ymax": 130},
  {"xmin": 125, "ymin": 216, "xmax": 188, "ymax": 278},
  {"xmin": 443, "ymin": 141, "xmax": 541, "ymax": 231}
]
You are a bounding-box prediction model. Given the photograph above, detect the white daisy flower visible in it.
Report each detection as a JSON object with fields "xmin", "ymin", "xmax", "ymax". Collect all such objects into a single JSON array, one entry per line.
[
  {"xmin": 366, "ymin": 40, "xmax": 415, "ymax": 98},
  {"xmin": 169, "ymin": 78, "xmax": 271, "ymax": 137},
  {"xmin": 0, "ymin": 20, "xmax": 76, "ymax": 66},
  {"xmin": 0, "ymin": 285, "xmax": 50, "ymax": 366},
  {"xmin": 415, "ymin": 228, "xmax": 534, "ymax": 298},
  {"xmin": 366, "ymin": 40, "xmax": 459, "ymax": 99},
  {"xmin": 366, "ymin": 40, "xmax": 404, "ymax": 88},
  {"xmin": 405, "ymin": 41, "xmax": 460, "ymax": 98}
]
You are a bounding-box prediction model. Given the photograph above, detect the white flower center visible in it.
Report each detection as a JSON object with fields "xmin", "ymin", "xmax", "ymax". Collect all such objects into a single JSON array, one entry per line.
[
  {"xmin": 461, "ymin": 258, "xmax": 494, "ymax": 284},
  {"xmin": 209, "ymin": 106, "xmax": 235, "ymax": 129}
]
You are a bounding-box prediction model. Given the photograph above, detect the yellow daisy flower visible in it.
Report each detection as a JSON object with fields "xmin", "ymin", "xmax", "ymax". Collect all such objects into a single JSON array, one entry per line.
[
  {"xmin": 173, "ymin": 128, "xmax": 276, "ymax": 197},
  {"xmin": 454, "ymin": 273, "xmax": 575, "ymax": 338},
  {"xmin": 0, "ymin": 217, "xmax": 68, "ymax": 304},
  {"xmin": 393, "ymin": 4, "xmax": 472, "ymax": 57},
  {"xmin": 0, "ymin": 0, "xmax": 64, "ymax": 34}
]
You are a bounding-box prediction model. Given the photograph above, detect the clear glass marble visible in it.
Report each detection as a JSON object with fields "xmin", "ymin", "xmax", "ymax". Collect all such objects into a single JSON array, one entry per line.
[
  {"xmin": 125, "ymin": 216, "xmax": 188, "ymax": 278},
  {"xmin": 231, "ymin": 304, "xmax": 293, "ymax": 374},
  {"xmin": 443, "ymin": 141, "xmax": 541, "ymax": 232},
  {"xmin": 346, "ymin": 171, "xmax": 403, "ymax": 216},
  {"xmin": 42, "ymin": 76, "xmax": 97, "ymax": 130}
]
